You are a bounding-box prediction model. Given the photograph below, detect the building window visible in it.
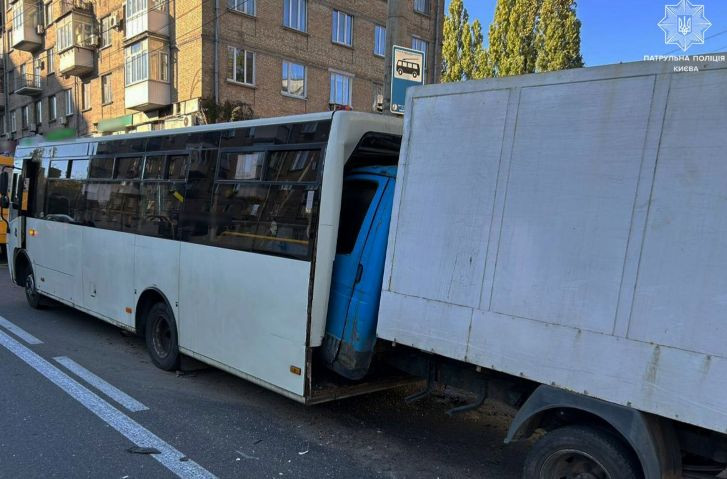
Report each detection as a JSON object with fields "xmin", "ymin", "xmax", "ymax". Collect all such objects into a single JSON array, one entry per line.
[
  {"xmin": 49, "ymin": 95, "xmax": 57, "ymax": 121},
  {"xmin": 102, "ymin": 74, "xmax": 113, "ymax": 104},
  {"xmin": 44, "ymin": 1, "xmax": 54, "ymax": 26},
  {"xmin": 81, "ymin": 82, "xmax": 91, "ymax": 110},
  {"xmin": 228, "ymin": 0, "xmax": 254, "ymax": 15},
  {"xmin": 283, "ymin": 0, "xmax": 306, "ymax": 32},
  {"xmin": 65, "ymin": 89, "xmax": 74, "ymax": 116},
  {"xmin": 332, "ymin": 10, "xmax": 353, "ymax": 46},
  {"xmin": 282, "ymin": 61, "xmax": 305, "ymax": 98},
  {"xmin": 35, "ymin": 100, "xmax": 42, "ymax": 126},
  {"xmin": 412, "ymin": 36, "xmax": 428, "ymax": 58},
  {"xmin": 414, "ymin": 0, "xmax": 429, "ymax": 14},
  {"xmin": 330, "ymin": 72, "xmax": 352, "ymax": 106},
  {"xmin": 101, "ymin": 16, "xmax": 113, "ymax": 48},
  {"xmin": 10, "ymin": 111, "xmax": 16, "ymax": 133},
  {"xmin": 125, "ymin": 40, "xmax": 169, "ymax": 85},
  {"xmin": 22, "ymin": 105, "xmax": 29, "ymax": 129},
  {"xmin": 374, "ymin": 25, "xmax": 386, "ymax": 57},
  {"xmin": 372, "ymin": 83, "xmax": 383, "ymax": 112},
  {"xmin": 226, "ymin": 47, "xmax": 254, "ymax": 85},
  {"xmin": 47, "ymin": 48, "xmax": 55, "ymax": 74}
]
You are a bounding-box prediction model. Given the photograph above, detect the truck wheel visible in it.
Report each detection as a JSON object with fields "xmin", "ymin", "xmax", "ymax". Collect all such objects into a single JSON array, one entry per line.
[
  {"xmin": 145, "ymin": 302, "xmax": 180, "ymax": 371},
  {"xmin": 24, "ymin": 268, "xmax": 45, "ymax": 310},
  {"xmin": 523, "ymin": 425, "xmax": 642, "ymax": 479}
]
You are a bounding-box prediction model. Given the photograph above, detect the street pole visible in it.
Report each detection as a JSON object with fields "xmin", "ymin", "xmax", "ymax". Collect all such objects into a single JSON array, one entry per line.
[{"xmin": 383, "ymin": 0, "xmax": 408, "ymax": 114}]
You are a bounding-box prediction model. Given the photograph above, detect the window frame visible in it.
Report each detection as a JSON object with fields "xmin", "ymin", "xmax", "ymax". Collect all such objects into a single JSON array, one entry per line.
[
  {"xmin": 101, "ymin": 16, "xmax": 113, "ymax": 48},
  {"xmin": 329, "ymin": 71, "xmax": 353, "ymax": 106},
  {"xmin": 283, "ymin": 0, "xmax": 307, "ymax": 32},
  {"xmin": 331, "ymin": 10, "xmax": 353, "ymax": 47},
  {"xmin": 228, "ymin": 0, "xmax": 254, "ymax": 16},
  {"xmin": 49, "ymin": 95, "xmax": 57, "ymax": 122},
  {"xmin": 374, "ymin": 24, "xmax": 386, "ymax": 57},
  {"xmin": 414, "ymin": 0, "xmax": 430, "ymax": 14},
  {"xmin": 35, "ymin": 100, "xmax": 43, "ymax": 126},
  {"xmin": 281, "ymin": 60, "xmax": 306, "ymax": 99},
  {"xmin": 101, "ymin": 74, "xmax": 113, "ymax": 104},
  {"xmin": 226, "ymin": 46, "xmax": 255, "ymax": 86},
  {"xmin": 47, "ymin": 48, "xmax": 55, "ymax": 74},
  {"xmin": 65, "ymin": 89, "xmax": 74, "ymax": 116}
]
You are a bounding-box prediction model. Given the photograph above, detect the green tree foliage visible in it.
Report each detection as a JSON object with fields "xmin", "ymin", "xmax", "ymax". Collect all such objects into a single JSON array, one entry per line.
[
  {"xmin": 442, "ymin": 0, "xmax": 488, "ymax": 82},
  {"xmin": 199, "ymin": 99, "xmax": 255, "ymax": 124},
  {"xmin": 501, "ymin": 0, "xmax": 540, "ymax": 76},
  {"xmin": 535, "ymin": 0, "xmax": 584, "ymax": 72}
]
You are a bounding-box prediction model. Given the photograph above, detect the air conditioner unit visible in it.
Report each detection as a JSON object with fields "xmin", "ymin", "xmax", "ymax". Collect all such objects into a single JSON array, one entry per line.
[
  {"xmin": 58, "ymin": 116, "xmax": 67, "ymax": 126},
  {"xmin": 36, "ymin": 25, "xmax": 45, "ymax": 35},
  {"xmin": 109, "ymin": 14, "xmax": 119, "ymax": 28},
  {"xmin": 373, "ymin": 94, "xmax": 384, "ymax": 113}
]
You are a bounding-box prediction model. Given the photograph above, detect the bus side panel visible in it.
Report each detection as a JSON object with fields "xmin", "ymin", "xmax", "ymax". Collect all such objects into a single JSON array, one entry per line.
[
  {"xmin": 134, "ymin": 235, "xmax": 181, "ymax": 326},
  {"xmin": 178, "ymin": 243, "xmax": 310, "ymax": 396},
  {"xmin": 27, "ymin": 218, "xmax": 84, "ymax": 304},
  {"xmin": 82, "ymin": 227, "xmax": 136, "ymax": 328}
]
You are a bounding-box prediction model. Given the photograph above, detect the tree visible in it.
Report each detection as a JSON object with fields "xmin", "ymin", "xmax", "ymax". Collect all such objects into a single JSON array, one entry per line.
[
  {"xmin": 486, "ymin": 0, "xmax": 515, "ymax": 78},
  {"xmin": 199, "ymin": 99, "xmax": 255, "ymax": 124},
  {"xmin": 535, "ymin": 0, "xmax": 584, "ymax": 72},
  {"xmin": 501, "ymin": 0, "xmax": 540, "ymax": 76},
  {"xmin": 441, "ymin": 0, "xmax": 488, "ymax": 82}
]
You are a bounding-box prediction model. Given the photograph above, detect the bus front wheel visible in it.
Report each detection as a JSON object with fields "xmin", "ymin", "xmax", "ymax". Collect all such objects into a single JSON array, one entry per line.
[
  {"xmin": 145, "ymin": 302, "xmax": 180, "ymax": 371},
  {"xmin": 24, "ymin": 268, "xmax": 45, "ymax": 310}
]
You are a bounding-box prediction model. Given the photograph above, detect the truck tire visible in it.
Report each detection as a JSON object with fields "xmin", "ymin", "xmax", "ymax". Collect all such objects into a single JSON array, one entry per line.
[
  {"xmin": 145, "ymin": 302, "xmax": 180, "ymax": 371},
  {"xmin": 523, "ymin": 425, "xmax": 642, "ymax": 479},
  {"xmin": 24, "ymin": 268, "xmax": 46, "ymax": 310}
]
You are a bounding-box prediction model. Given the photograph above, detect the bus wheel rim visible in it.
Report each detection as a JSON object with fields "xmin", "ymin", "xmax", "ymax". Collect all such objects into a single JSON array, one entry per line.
[
  {"xmin": 26, "ymin": 274, "xmax": 37, "ymax": 301},
  {"xmin": 152, "ymin": 315, "xmax": 171, "ymax": 359},
  {"xmin": 540, "ymin": 449, "xmax": 611, "ymax": 479}
]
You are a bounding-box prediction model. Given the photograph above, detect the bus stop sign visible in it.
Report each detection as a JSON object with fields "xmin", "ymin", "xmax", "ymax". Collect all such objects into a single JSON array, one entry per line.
[{"xmin": 390, "ymin": 46, "xmax": 425, "ymax": 115}]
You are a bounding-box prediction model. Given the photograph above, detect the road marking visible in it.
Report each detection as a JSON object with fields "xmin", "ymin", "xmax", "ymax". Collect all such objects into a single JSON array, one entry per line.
[
  {"xmin": 0, "ymin": 329, "xmax": 216, "ymax": 479},
  {"xmin": 0, "ymin": 315, "xmax": 43, "ymax": 345},
  {"xmin": 54, "ymin": 356, "xmax": 150, "ymax": 413}
]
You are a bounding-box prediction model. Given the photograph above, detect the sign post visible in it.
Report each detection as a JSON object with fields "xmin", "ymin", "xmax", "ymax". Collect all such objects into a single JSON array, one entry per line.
[{"xmin": 390, "ymin": 46, "xmax": 425, "ymax": 116}]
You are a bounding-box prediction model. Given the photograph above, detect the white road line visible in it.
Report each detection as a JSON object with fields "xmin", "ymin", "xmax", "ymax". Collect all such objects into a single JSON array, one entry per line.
[
  {"xmin": 54, "ymin": 356, "xmax": 150, "ymax": 413},
  {"xmin": 0, "ymin": 329, "xmax": 216, "ymax": 479},
  {"xmin": 0, "ymin": 315, "xmax": 43, "ymax": 345}
]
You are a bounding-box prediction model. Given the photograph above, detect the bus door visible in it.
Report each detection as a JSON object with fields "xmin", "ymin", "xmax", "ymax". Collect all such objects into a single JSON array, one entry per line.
[{"xmin": 323, "ymin": 166, "xmax": 397, "ymax": 380}]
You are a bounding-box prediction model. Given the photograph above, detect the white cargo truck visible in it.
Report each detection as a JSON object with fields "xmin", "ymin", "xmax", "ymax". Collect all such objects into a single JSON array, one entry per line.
[
  {"xmin": 377, "ymin": 57, "xmax": 727, "ymax": 478},
  {"xmin": 5, "ymin": 57, "xmax": 727, "ymax": 479}
]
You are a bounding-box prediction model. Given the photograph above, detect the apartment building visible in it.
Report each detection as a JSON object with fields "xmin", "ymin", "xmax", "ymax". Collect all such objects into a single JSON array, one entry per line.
[{"xmin": 0, "ymin": 0, "xmax": 443, "ymax": 139}]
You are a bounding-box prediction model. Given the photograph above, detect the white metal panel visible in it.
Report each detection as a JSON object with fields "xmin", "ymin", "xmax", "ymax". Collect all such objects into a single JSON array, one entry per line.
[
  {"xmin": 388, "ymin": 90, "xmax": 509, "ymax": 309},
  {"xmin": 133, "ymin": 235, "xmax": 181, "ymax": 319},
  {"xmin": 467, "ymin": 309, "xmax": 727, "ymax": 433},
  {"xmin": 27, "ymin": 218, "xmax": 84, "ymax": 304},
  {"xmin": 82, "ymin": 227, "xmax": 136, "ymax": 327},
  {"xmin": 178, "ymin": 243, "xmax": 310, "ymax": 396},
  {"xmin": 629, "ymin": 70, "xmax": 727, "ymax": 356},
  {"xmin": 491, "ymin": 77, "xmax": 654, "ymax": 333},
  {"xmin": 378, "ymin": 291, "xmax": 472, "ymax": 361}
]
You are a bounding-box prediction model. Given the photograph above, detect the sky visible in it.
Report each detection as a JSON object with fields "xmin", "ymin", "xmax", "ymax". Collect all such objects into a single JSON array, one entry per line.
[{"xmin": 448, "ymin": 0, "xmax": 727, "ymax": 66}]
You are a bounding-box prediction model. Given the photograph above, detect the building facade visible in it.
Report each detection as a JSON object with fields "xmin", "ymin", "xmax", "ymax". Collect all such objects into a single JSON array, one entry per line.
[{"xmin": 0, "ymin": 0, "xmax": 443, "ymax": 139}]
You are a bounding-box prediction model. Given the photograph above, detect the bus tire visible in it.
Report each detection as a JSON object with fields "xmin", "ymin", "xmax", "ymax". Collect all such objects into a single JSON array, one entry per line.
[
  {"xmin": 523, "ymin": 425, "xmax": 642, "ymax": 479},
  {"xmin": 145, "ymin": 302, "xmax": 180, "ymax": 371},
  {"xmin": 24, "ymin": 267, "xmax": 46, "ymax": 310}
]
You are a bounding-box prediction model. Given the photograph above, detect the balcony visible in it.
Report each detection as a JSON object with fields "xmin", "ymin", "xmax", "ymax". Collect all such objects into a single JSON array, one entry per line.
[
  {"xmin": 58, "ymin": 0, "xmax": 94, "ymax": 18},
  {"xmin": 125, "ymin": 0, "xmax": 169, "ymax": 41},
  {"xmin": 59, "ymin": 46, "xmax": 95, "ymax": 76},
  {"xmin": 15, "ymin": 73, "xmax": 43, "ymax": 96},
  {"xmin": 125, "ymin": 80, "xmax": 170, "ymax": 111},
  {"xmin": 11, "ymin": 2, "xmax": 43, "ymax": 51}
]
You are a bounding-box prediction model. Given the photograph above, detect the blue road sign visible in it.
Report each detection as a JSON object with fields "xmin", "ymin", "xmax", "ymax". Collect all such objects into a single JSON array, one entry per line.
[{"xmin": 391, "ymin": 46, "xmax": 425, "ymax": 115}]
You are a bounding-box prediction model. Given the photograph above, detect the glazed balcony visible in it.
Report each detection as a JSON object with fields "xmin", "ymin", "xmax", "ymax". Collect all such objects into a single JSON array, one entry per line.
[
  {"xmin": 124, "ymin": 0, "xmax": 169, "ymax": 41},
  {"xmin": 59, "ymin": 46, "xmax": 95, "ymax": 76},
  {"xmin": 56, "ymin": 11, "xmax": 97, "ymax": 76},
  {"xmin": 58, "ymin": 0, "xmax": 94, "ymax": 17},
  {"xmin": 10, "ymin": 2, "xmax": 43, "ymax": 51}
]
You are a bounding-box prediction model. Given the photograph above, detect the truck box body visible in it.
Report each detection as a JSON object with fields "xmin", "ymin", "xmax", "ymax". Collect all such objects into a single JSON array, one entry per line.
[{"xmin": 377, "ymin": 59, "xmax": 727, "ymax": 434}]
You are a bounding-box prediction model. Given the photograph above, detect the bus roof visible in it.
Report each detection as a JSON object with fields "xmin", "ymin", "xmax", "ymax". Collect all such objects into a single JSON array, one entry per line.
[{"xmin": 15, "ymin": 111, "xmax": 338, "ymax": 158}]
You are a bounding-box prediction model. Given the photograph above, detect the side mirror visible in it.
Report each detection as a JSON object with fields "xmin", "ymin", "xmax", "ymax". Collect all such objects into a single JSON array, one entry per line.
[{"xmin": 0, "ymin": 171, "xmax": 8, "ymax": 195}]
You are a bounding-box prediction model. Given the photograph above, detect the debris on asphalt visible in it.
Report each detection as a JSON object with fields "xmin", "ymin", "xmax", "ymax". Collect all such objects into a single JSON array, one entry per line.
[
  {"xmin": 179, "ymin": 456, "xmax": 189, "ymax": 462},
  {"xmin": 298, "ymin": 450, "xmax": 309, "ymax": 456},
  {"xmin": 127, "ymin": 446, "xmax": 161, "ymax": 455},
  {"xmin": 235, "ymin": 450, "xmax": 259, "ymax": 460}
]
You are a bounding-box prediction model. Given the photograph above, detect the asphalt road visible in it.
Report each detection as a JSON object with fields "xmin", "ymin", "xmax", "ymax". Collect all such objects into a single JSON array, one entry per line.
[{"xmin": 0, "ymin": 266, "xmax": 529, "ymax": 479}]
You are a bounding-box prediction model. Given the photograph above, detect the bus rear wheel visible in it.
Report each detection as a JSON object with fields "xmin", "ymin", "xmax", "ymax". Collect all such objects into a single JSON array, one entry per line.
[
  {"xmin": 145, "ymin": 302, "xmax": 180, "ymax": 371},
  {"xmin": 523, "ymin": 425, "xmax": 642, "ymax": 479},
  {"xmin": 24, "ymin": 268, "xmax": 45, "ymax": 310}
]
